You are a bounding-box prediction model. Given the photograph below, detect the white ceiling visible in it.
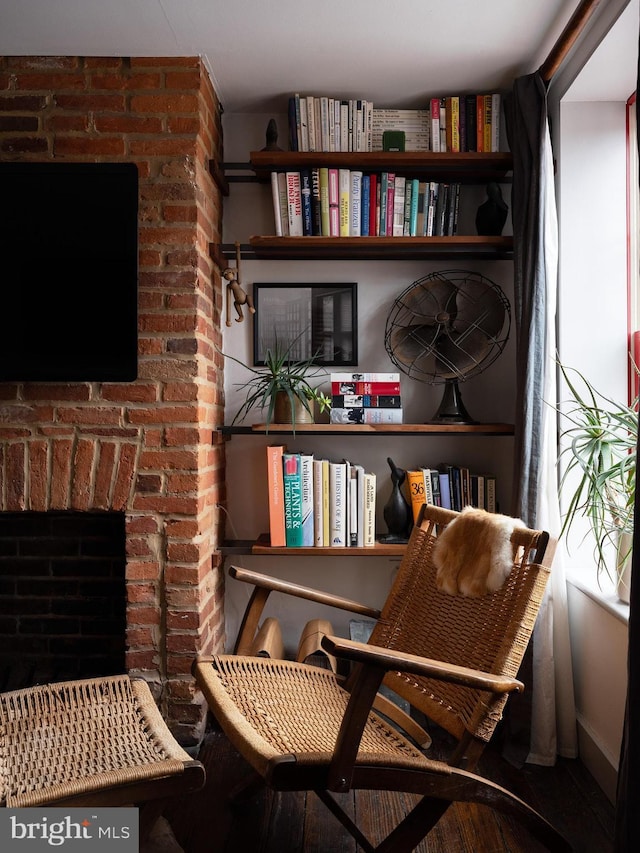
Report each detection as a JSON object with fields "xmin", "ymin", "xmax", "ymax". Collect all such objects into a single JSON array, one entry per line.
[{"xmin": 0, "ymin": 1, "xmax": 635, "ymax": 112}]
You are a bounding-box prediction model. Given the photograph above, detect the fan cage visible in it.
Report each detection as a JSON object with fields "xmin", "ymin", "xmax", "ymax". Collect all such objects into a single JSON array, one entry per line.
[{"xmin": 384, "ymin": 270, "xmax": 511, "ymax": 385}]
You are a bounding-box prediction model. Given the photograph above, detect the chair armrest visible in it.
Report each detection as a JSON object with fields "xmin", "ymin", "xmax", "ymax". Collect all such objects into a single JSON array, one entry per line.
[
  {"xmin": 229, "ymin": 566, "xmax": 380, "ymax": 655},
  {"xmin": 321, "ymin": 635, "xmax": 523, "ymax": 695}
]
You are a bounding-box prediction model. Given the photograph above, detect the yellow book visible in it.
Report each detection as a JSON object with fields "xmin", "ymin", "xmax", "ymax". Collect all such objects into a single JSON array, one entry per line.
[
  {"xmin": 406, "ymin": 469, "xmax": 426, "ymax": 524},
  {"xmin": 322, "ymin": 459, "xmax": 330, "ymax": 546}
]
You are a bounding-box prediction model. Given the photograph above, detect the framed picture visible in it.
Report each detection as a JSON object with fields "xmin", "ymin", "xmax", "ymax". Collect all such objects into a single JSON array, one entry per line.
[{"xmin": 253, "ymin": 283, "xmax": 358, "ymax": 366}]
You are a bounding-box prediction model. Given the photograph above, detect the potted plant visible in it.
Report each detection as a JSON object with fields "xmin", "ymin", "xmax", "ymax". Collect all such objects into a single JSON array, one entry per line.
[
  {"xmin": 223, "ymin": 335, "xmax": 331, "ymax": 431},
  {"xmin": 557, "ymin": 362, "xmax": 637, "ymax": 600}
]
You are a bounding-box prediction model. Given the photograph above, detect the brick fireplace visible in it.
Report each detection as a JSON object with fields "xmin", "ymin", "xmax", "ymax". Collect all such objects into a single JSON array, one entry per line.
[{"xmin": 0, "ymin": 55, "xmax": 226, "ymax": 743}]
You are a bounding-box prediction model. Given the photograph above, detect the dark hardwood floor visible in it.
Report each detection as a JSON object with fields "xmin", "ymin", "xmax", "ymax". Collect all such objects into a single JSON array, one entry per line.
[{"xmin": 166, "ymin": 725, "xmax": 615, "ymax": 853}]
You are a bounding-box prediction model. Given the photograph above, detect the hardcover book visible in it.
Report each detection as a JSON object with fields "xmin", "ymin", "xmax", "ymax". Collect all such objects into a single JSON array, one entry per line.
[
  {"xmin": 266, "ymin": 445, "xmax": 287, "ymax": 547},
  {"xmin": 331, "ymin": 394, "xmax": 402, "ymax": 408},
  {"xmin": 300, "ymin": 452, "xmax": 314, "ymax": 546},
  {"xmin": 330, "ymin": 372, "xmax": 400, "ymax": 382},
  {"xmin": 283, "ymin": 452, "xmax": 304, "ymax": 546},
  {"xmin": 286, "ymin": 171, "xmax": 303, "ymax": 236},
  {"xmin": 331, "ymin": 381, "xmax": 401, "ymax": 395},
  {"xmin": 329, "ymin": 461, "xmax": 347, "ymax": 546},
  {"xmin": 330, "ymin": 407, "xmax": 403, "ymax": 425},
  {"xmin": 363, "ymin": 472, "xmax": 377, "ymax": 546},
  {"xmin": 406, "ymin": 469, "xmax": 426, "ymax": 524}
]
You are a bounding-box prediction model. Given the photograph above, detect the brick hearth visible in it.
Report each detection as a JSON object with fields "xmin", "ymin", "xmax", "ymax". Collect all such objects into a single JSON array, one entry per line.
[{"xmin": 0, "ymin": 55, "xmax": 226, "ymax": 743}]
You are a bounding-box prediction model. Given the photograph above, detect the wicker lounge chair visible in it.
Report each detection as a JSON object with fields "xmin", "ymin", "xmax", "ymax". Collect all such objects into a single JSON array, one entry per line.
[
  {"xmin": 193, "ymin": 504, "xmax": 570, "ymax": 852},
  {"xmin": 0, "ymin": 674, "xmax": 205, "ymax": 839}
]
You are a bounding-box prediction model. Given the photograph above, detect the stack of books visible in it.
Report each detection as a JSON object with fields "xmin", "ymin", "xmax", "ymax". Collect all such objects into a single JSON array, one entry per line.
[
  {"xmin": 429, "ymin": 94, "xmax": 501, "ymax": 153},
  {"xmin": 329, "ymin": 372, "xmax": 403, "ymax": 424},
  {"xmin": 405, "ymin": 465, "xmax": 497, "ymax": 521},
  {"xmin": 266, "ymin": 446, "xmax": 377, "ymax": 548}
]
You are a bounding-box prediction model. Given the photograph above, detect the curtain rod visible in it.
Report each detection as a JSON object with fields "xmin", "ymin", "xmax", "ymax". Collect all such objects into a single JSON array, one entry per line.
[{"xmin": 539, "ymin": 0, "xmax": 604, "ymax": 82}]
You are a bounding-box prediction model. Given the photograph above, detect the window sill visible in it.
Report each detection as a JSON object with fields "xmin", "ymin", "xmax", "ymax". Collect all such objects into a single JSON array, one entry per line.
[{"xmin": 566, "ymin": 568, "xmax": 629, "ymax": 625}]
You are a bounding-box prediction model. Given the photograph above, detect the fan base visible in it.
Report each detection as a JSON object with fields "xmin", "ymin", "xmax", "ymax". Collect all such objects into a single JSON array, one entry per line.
[{"xmin": 427, "ymin": 380, "xmax": 477, "ymax": 425}]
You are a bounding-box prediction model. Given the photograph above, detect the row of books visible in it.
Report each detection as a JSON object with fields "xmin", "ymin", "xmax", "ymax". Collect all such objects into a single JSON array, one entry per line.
[
  {"xmin": 405, "ymin": 465, "xmax": 497, "ymax": 520},
  {"xmin": 266, "ymin": 445, "xmax": 377, "ymax": 548},
  {"xmin": 329, "ymin": 372, "xmax": 404, "ymax": 425},
  {"xmin": 288, "ymin": 94, "xmax": 374, "ymax": 153},
  {"xmin": 271, "ymin": 168, "xmax": 460, "ymax": 238},
  {"xmin": 287, "ymin": 94, "xmax": 501, "ymax": 153}
]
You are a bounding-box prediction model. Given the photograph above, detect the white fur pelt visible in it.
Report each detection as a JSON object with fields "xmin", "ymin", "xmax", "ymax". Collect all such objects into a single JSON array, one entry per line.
[{"xmin": 432, "ymin": 506, "xmax": 526, "ymax": 597}]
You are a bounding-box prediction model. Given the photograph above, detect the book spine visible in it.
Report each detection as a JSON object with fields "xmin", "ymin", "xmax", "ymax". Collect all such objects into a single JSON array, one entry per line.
[
  {"xmin": 271, "ymin": 171, "xmax": 283, "ymax": 237},
  {"xmin": 363, "ymin": 472, "xmax": 376, "ymax": 546},
  {"xmin": 485, "ymin": 475, "xmax": 497, "ymax": 512},
  {"xmin": 422, "ymin": 468, "xmax": 434, "ymax": 506},
  {"xmin": 266, "ymin": 445, "xmax": 286, "ymax": 547},
  {"xmin": 300, "ymin": 453, "xmax": 314, "ymax": 546},
  {"xmin": 368, "ymin": 173, "xmax": 378, "ymax": 237},
  {"xmin": 294, "ymin": 93, "xmax": 302, "ymax": 151},
  {"xmin": 322, "ymin": 459, "xmax": 330, "ymax": 545},
  {"xmin": 465, "ymin": 94, "xmax": 477, "ymax": 152},
  {"xmin": 361, "ymin": 174, "xmax": 370, "ymax": 237},
  {"xmin": 340, "ymin": 101, "xmax": 349, "ymax": 151},
  {"xmin": 286, "ymin": 171, "xmax": 303, "ymax": 236},
  {"xmin": 277, "ymin": 173, "xmax": 289, "ymax": 236},
  {"xmin": 426, "ymin": 181, "xmax": 438, "ymax": 237},
  {"xmin": 385, "ymin": 172, "xmax": 395, "ymax": 237},
  {"xmin": 320, "ymin": 96, "xmax": 330, "ymax": 151},
  {"xmin": 329, "ymin": 462, "xmax": 347, "ymax": 546},
  {"xmin": 350, "ymin": 170, "xmax": 362, "ymax": 236},
  {"xmin": 430, "ymin": 98, "xmax": 440, "ymax": 152},
  {"xmin": 283, "ymin": 452, "xmax": 304, "ymax": 546},
  {"xmin": 319, "ymin": 167, "xmax": 330, "ymax": 236},
  {"xmin": 299, "ymin": 96, "xmax": 309, "ymax": 152},
  {"xmin": 491, "ymin": 93, "xmax": 501, "ymax": 152},
  {"xmin": 409, "ymin": 178, "xmax": 419, "ymax": 236},
  {"xmin": 430, "ymin": 469, "xmax": 442, "ymax": 507},
  {"xmin": 438, "ymin": 472, "xmax": 452, "ymax": 509},
  {"xmin": 355, "ymin": 464, "xmax": 365, "ymax": 547},
  {"xmin": 339, "ymin": 168, "xmax": 350, "ymax": 236},
  {"xmin": 331, "ymin": 381, "xmax": 401, "ymax": 394},
  {"xmin": 406, "ymin": 470, "xmax": 426, "ymax": 524},
  {"xmin": 330, "ymin": 372, "xmax": 400, "ymax": 382},
  {"xmin": 402, "ymin": 177, "xmax": 412, "ymax": 236},
  {"xmin": 393, "ymin": 175, "xmax": 406, "ymax": 237},
  {"xmin": 310, "ymin": 167, "xmax": 322, "ymax": 235},
  {"xmin": 306, "ymin": 96, "xmax": 316, "ymax": 151},
  {"xmin": 483, "ymin": 94, "xmax": 492, "ymax": 153},
  {"xmin": 379, "ymin": 172, "xmax": 388, "ymax": 236},
  {"xmin": 331, "ymin": 394, "xmax": 402, "ymax": 408},
  {"xmin": 450, "ymin": 96, "xmax": 460, "ymax": 152},
  {"xmin": 300, "ymin": 168, "xmax": 313, "ymax": 236},
  {"xmin": 476, "ymin": 95, "xmax": 485, "ymax": 152},
  {"xmin": 328, "ymin": 167, "xmax": 340, "ymax": 236},
  {"xmin": 330, "ymin": 407, "xmax": 403, "ymax": 424},
  {"xmin": 313, "ymin": 458, "xmax": 325, "ymax": 546},
  {"xmin": 439, "ymin": 98, "xmax": 447, "ymax": 151},
  {"xmin": 288, "ymin": 96, "xmax": 298, "ymax": 151},
  {"xmin": 349, "ymin": 466, "xmax": 358, "ymax": 546},
  {"xmin": 328, "ymin": 97, "xmax": 336, "ymax": 151}
]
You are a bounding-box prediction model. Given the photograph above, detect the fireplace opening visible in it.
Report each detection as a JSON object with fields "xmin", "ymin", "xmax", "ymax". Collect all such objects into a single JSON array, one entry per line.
[{"xmin": 0, "ymin": 511, "xmax": 126, "ymax": 691}]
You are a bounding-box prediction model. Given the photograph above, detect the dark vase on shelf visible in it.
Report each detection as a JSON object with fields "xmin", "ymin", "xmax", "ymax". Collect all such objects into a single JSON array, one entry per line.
[{"xmin": 380, "ymin": 457, "xmax": 412, "ymax": 544}]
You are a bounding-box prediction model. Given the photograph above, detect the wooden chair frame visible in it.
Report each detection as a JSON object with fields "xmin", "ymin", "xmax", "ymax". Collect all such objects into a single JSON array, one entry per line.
[{"xmin": 193, "ymin": 505, "xmax": 569, "ymax": 852}]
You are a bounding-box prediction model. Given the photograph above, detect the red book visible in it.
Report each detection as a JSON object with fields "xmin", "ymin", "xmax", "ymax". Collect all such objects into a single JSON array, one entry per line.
[
  {"xmin": 266, "ymin": 445, "xmax": 286, "ymax": 547},
  {"xmin": 430, "ymin": 98, "xmax": 440, "ymax": 152},
  {"xmin": 331, "ymin": 381, "xmax": 401, "ymax": 395},
  {"xmin": 368, "ymin": 173, "xmax": 378, "ymax": 237},
  {"xmin": 476, "ymin": 95, "xmax": 485, "ymax": 153}
]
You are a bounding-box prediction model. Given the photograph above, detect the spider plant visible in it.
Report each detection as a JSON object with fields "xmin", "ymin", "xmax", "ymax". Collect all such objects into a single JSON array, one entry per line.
[
  {"xmin": 222, "ymin": 334, "xmax": 329, "ymax": 431},
  {"xmin": 557, "ymin": 362, "xmax": 637, "ymax": 586}
]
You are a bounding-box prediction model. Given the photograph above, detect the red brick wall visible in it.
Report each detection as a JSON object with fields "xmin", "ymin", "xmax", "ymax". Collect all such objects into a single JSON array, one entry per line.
[{"xmin": 0, "ymin": 55, "xmax": 226, "ymax": 742}]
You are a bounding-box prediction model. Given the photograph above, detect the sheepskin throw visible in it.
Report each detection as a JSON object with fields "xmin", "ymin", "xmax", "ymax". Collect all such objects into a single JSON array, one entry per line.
[{"xmin": 432, "ymin": 506, "xmax": 526, "ymax": 597}]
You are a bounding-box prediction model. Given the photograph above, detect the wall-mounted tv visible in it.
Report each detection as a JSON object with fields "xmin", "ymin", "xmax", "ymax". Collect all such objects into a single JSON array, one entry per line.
[{"xmin": 0, "ymin": 161, "xmax": 139, "ymax": 382}]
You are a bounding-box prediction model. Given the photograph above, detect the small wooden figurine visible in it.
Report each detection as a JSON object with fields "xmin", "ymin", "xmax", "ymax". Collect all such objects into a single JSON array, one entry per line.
[{"xmin": 225, "ymin": 243, "xmax": 255, "ymax": 327}]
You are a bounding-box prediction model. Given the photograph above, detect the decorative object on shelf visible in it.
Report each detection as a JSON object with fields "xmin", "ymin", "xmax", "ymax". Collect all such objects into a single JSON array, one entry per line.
[
  {"xmin": 262, "ymin": 118, "xmax": 283, "ymax": 152},
  {"xmin": 475, "ymin": 182, "xmax": 508, "ymax": 236},
  {"xmin": 384, "ymin": 270, "xmax": 511, "ymax": 424},
  {"xmin": 253, "ymin": 282, "xmax": 357, "ymax": 366},
  {"xmin": 224, "ymin": 242, "xmax": 255, "ymax": 327},
  {"xmin": 222, "ymin": 333, "xmax": 330, "ymax": 432},
  {"xmin": 556, "ymin": 362, "xmax": 636, "ymax": 600},
  {"xmin": 380, "ymin": 457, "xmax": 412, "ymax": 544}
]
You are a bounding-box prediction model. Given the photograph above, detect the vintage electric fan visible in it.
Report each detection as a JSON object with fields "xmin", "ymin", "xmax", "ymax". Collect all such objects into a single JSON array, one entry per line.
[{"xmin": 384, "ymin": 270, "xmax": 511, "ymax": 423}]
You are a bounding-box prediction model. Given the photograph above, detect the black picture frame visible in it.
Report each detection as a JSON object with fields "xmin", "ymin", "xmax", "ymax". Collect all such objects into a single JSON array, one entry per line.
[{"xmin": 253, "ymin": 283, "xmax": 358, "ymax": 366}]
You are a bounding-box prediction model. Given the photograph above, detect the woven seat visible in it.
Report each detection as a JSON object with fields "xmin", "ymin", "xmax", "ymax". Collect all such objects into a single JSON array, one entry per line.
[
  {"xmin": 194, "ymin": 504, "xmax": 571, "ymax": 852},
  {"xmin": 0, "ymin": 674, "xmax": 205, "ymax": 835}
]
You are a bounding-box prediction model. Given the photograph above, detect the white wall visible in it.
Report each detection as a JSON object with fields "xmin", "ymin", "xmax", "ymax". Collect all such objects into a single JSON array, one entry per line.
[
  {"xmin": 220, "ymin": 113, "xmax": 518, "ymax": 654},
  {"xmin": 558, "ymin": 98, "xmax": 630, "ymax": 801}
]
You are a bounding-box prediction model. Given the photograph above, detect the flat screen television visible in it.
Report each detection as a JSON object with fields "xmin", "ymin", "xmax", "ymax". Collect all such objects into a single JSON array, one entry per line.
[{"xmin": 0, "ymin": 161, "xmax": 139, "ymax": 382}]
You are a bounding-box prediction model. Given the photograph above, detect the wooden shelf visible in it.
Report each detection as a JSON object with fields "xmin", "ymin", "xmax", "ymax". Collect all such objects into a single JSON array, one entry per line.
[
  {"xmin": 221, "ymin": 534, "xmax": 406, "ymax": 557},
  {"xmin": 219, "ymin": 423, "xmax": 515, "ymax": 437},
  {"xmin": 249, "ymin": 150, "xmax": 513, "ymax": 182},
  {"xmin": 239, "ymin": 235, "xmax": 513, "ymax": 261}
]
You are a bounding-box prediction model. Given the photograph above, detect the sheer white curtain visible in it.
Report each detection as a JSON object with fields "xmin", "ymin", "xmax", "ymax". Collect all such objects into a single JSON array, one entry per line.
[{"xmin": 527, "ymin": 121, "xmax": 577, "ymax": 764}]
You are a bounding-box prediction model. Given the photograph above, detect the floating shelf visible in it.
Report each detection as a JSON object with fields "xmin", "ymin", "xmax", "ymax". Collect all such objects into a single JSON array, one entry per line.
[
  {"xmin": 219, "ymin": 423, "xmax": 515, "ymax": 437},
  {"xmin": 221, "ymin": 534, "xmax": 406, "ymax": 557},
  {"xmin": 249, "ymin": 150, "xmax": 513, "ymax": 183}
]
